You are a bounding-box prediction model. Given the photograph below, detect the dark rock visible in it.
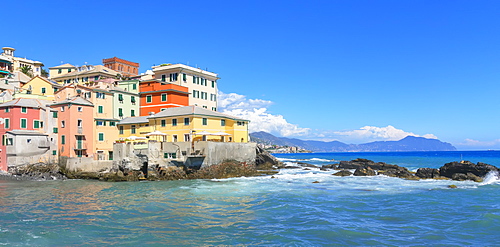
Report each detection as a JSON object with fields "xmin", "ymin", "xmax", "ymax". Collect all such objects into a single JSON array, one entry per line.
[
  {"xmin": 303, "ymin": 168, "xmax": 311, "ymax": 170},
  {"xmin": 416, "ymin": 168, "xmax": 440, "ymax": 179},
  {"xmin": 332, "ymin": 170, "xmax": 353, "ymax": 176},
  {"xmin": 312, "ymin": 181, "xmax": 320, "ymax": 183},
  {"xmin": 466, "ymin": 173, "xmax": 483, "ymax": 182},
  {"xmin": 448, "ymin": 184, "xmax": 458, "ymax": 189},
  {"xmin": 378, "ymin": 168, "xmax": 415, "ymax": 179},
  {"xmin": 297, "ymin": 162, "xmax": 317, "ymax": 168},
  {"xmin": 439, "ymin": 161, "xmax": 499, "ymax": 179},
  {"xmin": 255, "ymin": 146, "xmax": 284, "ymax": 169},
  {"xmin": 321, "ymin": 164, "xmax": 337, "ymax": 169},
  {"xmin": 452, "ymin": 173, "xmax": 468, "ymax": 181},
  {"xmin": 354, "ymin": 167, "xmax": 376, "ymax": 176}
]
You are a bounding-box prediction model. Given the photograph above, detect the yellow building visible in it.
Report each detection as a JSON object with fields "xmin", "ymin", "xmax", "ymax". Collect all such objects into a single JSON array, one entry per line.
[
  {"xmin": 117, "ymin": 106, "xmax": 249, "ymax": 143},
  {"xmin": 19, "ymin": 76, "xmax": 61, "ymax": 100},
  {"xmin": 48, "ymin": 63, "xmax": 76, "ymax": 79}
]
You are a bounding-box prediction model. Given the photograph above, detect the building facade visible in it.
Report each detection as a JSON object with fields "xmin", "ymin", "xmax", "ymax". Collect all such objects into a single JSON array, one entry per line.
[
  {"xmin": 0, "ymin": 47, "xmax": 45, "ymax": 78},
  {"xmin": 102, "ymin": 57, "xmax": 139, "ymax": 78},
  {"xmin": 50, "ymin": 65, "xmax": 119, "ymax": 85},
  {"xmin": 118, "ymin": 106, "xmax": 249, "ymax": 143},
  {"xmin": 0, "ymin": 98, "xmax": 58, "ymax": 171},
  {"xmin": 152, "ymin": 64, "xmax": 218, "ymax": 111},
  {"xmin": 139, "ymin": 79, "xmax": 189, "ymax": 116}
]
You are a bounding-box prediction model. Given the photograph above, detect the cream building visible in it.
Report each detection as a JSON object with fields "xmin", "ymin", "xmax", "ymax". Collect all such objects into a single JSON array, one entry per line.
[
  {"xmin": 151, "ymin": 64, "xmax": 218, "ymax": 111},
  {"xmin": 50, "ymin": 64, "xmax": 119, "ymax": 85},
  {"xmin": 1, "ymin": 47, "xmax": 45, "ymax": 77},
  {"xmin": 48, "ymin": 63, "xmax": 77, "ymax": 79}
]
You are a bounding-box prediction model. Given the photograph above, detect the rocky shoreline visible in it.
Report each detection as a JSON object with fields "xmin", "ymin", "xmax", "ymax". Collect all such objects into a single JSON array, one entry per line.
[
  {"xmin": 0, "ymin": 146, "xmax": 284, "ymax": 182},
  {"xmin": 2, "ymin": 150, "xmax": 498, "ymax": 183}
]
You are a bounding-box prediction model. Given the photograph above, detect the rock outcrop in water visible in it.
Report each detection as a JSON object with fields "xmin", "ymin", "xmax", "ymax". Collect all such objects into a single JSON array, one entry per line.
[
  {"xmin": 2, "ymin": 163, "xmax": 67, "ymax": 181},
  {"xmin": 319, "ymin": 158, "xmax": 499, "ymax": 182}
]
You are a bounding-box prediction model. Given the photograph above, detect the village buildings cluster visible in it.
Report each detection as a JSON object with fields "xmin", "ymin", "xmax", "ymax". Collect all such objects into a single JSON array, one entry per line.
[{"xmin": 0, "ymin": 47, "xmax": 250, "ymax": 172}]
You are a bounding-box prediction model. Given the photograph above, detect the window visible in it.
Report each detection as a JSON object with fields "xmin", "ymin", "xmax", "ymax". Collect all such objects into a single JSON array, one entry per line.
[
  {"xmin": 184, "ymin": 134, "xmax": 190, "ymax": 142},
  {"xmin": 34, "ymin": 120, "xmax": 40, "ymax": 129},
  {"xmin": 172, "ymin": 119, "xmax": 177, "ymax": 126},
  {"xmin": 94, "ymin": 76, "xmax": 99, "ymax": 81},
  {"xmin": 4, "ymin": 108, "xmax": 9, "ymax": 112},
  {"xmin": 78, "ymin": 107, "xmax": 83, "ymax": 112},
  {"xmin": 161, "ymin": 119, "xmax": 166, "ymax": 127},
  {"xmin": 52, "ymin": 150, "xmax": 57, "ymax": 155},
  {"xmin": 131, "ymin": 125, "xmax": 136, "ymax": 134},
  {"xmin": 61, "ymin": 120, "xmax": 65, "ymax": 128},
  {"xmin": 118, "ymin": 94, "xmax": 124, "ymax": 102},
  {"xmin": 61, "ymin": 106, "xmax": 65, "ymax": 112},
  {"xmin": 161, "ymin": 93, "xmax": 167, "ymax": 102},
  {"xmin": 184, "ymin": 118, "xmax": 189, "ymax": 125},
  {"xmin": 53, "ymin": 127, "xmax": 58, "ymax": 133},
  {"xmin": 41, "ymin": 87, "xmax": 46, "ymax": 94},
  {"xmin": 52, "ymin": 111, "xmax": 57, "ymax": 118},
  {"xmin": 20, "ymin": 118, "xmax": 27, "ymax": 128},
  {"xmin": 132, "ymin": 84, "xmax": 137, "ymax": 90},
  {"xmin": 3, "ymin": 118, "xmax": 9, "ymax": 129},
  {"xmin": 118, "ymin": 108, "xmax": 123, "ymax": 117},
  {"xmin": 119, "ymin": 126, "xmax": 124, "ymax": 134},
  {"xmin": 61, "ymin": 135, "xmax": 65, "ymax": 144},
  {"xmin": 221, "ymin": 119, "xmax": 226, "ymax": 126},
  {"xmin": 21, "ymin": 107, "xmax": 27, "ymax": 113},
  {"xmin": 68, "ymin": 69, "xmax": 72, "ymax": 73},
  {"xmin": 182, "ymin": 73, "xmax": 187, "ymax": 81},
  {"xmin": 193, "ymin": 75, "xmax": 196, "ymax": 84},
  {"xmin": 98, "ymin": 105, "xmax": 103, "ymax": 113},
  {"xmin": 96, "ymin": 121, "xmax": 104, "ymax": 126},
  {"xmin": 169, "ymin": 73, "xmax": 178, "ymax": 82},
  {"xmin": 212, "ymin": 107, "xmax": 217, "ymax": 111},
  {"xmin": 6, "ymin": 138, "xmax": 13, "ymax": 145},
  {"xmin": 110, "ymin": 121, "xmax": 116, "ymax": 127},
  {"xmin": 78, "ymin": 119, "xmax": 83, "ymax": 127},
  {"xmin": 202, "ymin": 118, "xmax": 207, "ymax": 125},
  {"xmin": 58, "ymin": 69, "xmax": 62, "ymax": 74},
  {"xmin": 98, "ymin": 133, "xmax": 104, "ymax": 141},
  {"xmin": 212, "ymin": 81, "xmax": 215, "ymax": 88},
  {"xmin": 173, "ymin": 135, "xmax": 178, "ymax": 142},
  {"xmin": 109, "ymin": 151, "xmax": 113, "ymax": 161},
  {"xmin": 146, "ymin": 95, "xmax": 152, "ymax": 103},
  {"xmin": 131, "ymin": 109, "xmax": 135, "ymax": 117},
  {"xmin": 131, "ymin": 96, "xmax": 136, "ymax": 104},
  {"xmin": 161, "ymin": 74, "xmax": 166, "ymax": 82}
]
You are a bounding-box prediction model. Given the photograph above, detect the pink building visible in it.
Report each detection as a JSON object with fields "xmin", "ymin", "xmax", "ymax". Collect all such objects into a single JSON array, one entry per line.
[
  {"xmin": 50, "ymin": 97, "xmax": 94, "ymax": 158},
  {"xmin": 0, "ymin": 98, "xmax": 58, "ymax": 171}
]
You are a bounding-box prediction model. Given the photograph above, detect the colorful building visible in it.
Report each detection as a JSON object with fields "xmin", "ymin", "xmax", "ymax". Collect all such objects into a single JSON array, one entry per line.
[
  {"xmin": 53, "ymin": 84, "xmax": 118, "ymax": 160},
  {"xmin": 151, "ymin": 64, "xmax": 218, "ymax": 111},
  {"xmin": 0, "ymin": 47, "xmax": 44, "ymax": 77},
  {"xmin": 50, "ymin": 65, "xmax": 119, "ymax": 85},
  {"xmin": 139, "ymin": 79, "xmax": 189, "ymax": 116},
  {"xmin": 50, "ymin": 97, "xmax": 94, "ymax": 158},
  {"xmin": 48, "ymin": 63, "xmax": 77, "ymax": 79},
  {"xmin": 118, "ymin": 106, "xmax": 249, "ymax": 143},
  {"xmin": 0, "ymin": 98, "xmax": 58, "ymax": 171},
  {"xmin": 102, "ymin": 57, "xmax": 139, "ymax": 77},
  {"xmin": 19, "ymin": 76, "xmax": 61, "ymax": 100}
]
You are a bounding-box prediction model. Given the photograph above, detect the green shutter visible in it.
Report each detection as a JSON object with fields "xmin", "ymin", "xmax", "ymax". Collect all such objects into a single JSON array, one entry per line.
[
  {"xmin": 21, "ymin": 119, "xmax": 27, "ymax": 128},
  {"xmin": 53, "ymin": 127, "xmax": 58, "ymax": 133},
  {"xmin": 119, "ymin": 108, "xmax": 123, "ymax": 117},
  {"xmin": 53, "ymin": 111, "xmax": 58, "ymax": 118},
  {"xmin": 118, "ymin": 94, "xmax": 124, "ymax": 101},
  {"xmin": 61, "ymin": 135, "xmax": 65, "ymax": 144},
  {"xmin": 5, "ymin": 119, "xmax": 9, "ymax": 129},
  {"xmin": 131, "ymin": 96, "xmax": 136, "ymax": 103},
  {"xmin": 34, "ymin": 120, "xmax": 40, "ymax": 128},
  {"xmin": 99, "ymin": 133, "xmax": 104, "ymax": 141},
  {"xmin": 161, "ymin": 94, "xmax": 167, "ymax": 101}
]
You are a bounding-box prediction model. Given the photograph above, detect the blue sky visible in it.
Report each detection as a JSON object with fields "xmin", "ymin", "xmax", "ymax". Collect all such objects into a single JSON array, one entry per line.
[{"xmin": 3, "ymin": 0, "xmax": 500, "ymax": 150}]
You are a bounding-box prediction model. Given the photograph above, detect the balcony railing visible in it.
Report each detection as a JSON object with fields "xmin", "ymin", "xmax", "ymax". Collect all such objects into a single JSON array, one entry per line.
[{"xmin": 73, "ymin": 142, "xmax": 88, "ymax": 150}]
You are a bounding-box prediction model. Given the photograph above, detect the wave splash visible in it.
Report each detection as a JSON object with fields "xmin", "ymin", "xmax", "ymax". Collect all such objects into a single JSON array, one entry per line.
[{"xmin": 480, "ymin": 171, "xmax": 500, "ymax": 185}]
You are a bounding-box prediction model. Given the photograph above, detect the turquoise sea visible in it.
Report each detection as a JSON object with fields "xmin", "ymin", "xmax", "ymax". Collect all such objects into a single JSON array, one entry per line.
[{"xmin": 1, "ymin": 151, "xmax": 500, "ymax": 246}]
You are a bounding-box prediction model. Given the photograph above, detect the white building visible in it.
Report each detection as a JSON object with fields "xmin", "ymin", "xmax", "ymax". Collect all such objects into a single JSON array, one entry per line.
[
  {"xmin": 151, "ymin": 64, "xmax": 219, "ymax": 111},
  {"xmin": 1, "ymin": 47, "xmax": 44, "ymax": 77}
]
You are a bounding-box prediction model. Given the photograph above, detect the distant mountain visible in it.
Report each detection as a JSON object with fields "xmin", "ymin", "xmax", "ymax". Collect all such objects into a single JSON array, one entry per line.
[{"xmin": 250, "ymin": 131, "xmax": 457, "ymax": 152}]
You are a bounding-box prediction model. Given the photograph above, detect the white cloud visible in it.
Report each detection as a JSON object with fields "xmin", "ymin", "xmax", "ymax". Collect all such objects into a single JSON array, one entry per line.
[
  {"xmin": 218, "ymin": 92, "xmax": 310, "ymax": 137},
  {"xmin": 456, "ymin": 139, "xmax": 500, "ymax": 149},
  {"xmin": 218, "ymin": 92, "xmax": 439, "ymax": 143},
  {"xmin": 331, "ymin": 125, "xmax": 438, "ymax": 143},
  {"xmin": 218, "ymin": 92, "xmax": 273, "ymax": 111}
]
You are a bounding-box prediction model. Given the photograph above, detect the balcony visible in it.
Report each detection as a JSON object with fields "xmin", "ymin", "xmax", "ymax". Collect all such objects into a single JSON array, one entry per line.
[{"xmin": 73, "ymin": 142, "xmax": 88, "ymax": 150}]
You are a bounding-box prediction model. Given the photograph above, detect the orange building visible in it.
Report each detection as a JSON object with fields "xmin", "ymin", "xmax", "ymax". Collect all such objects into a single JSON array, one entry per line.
[
  {"xmin": 102, "ymin": 57, "xmax": 139, "ymax": 77},
  {"xmin": 139, "ymin": 79, "xmax": 189, "ymax": 116}
]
